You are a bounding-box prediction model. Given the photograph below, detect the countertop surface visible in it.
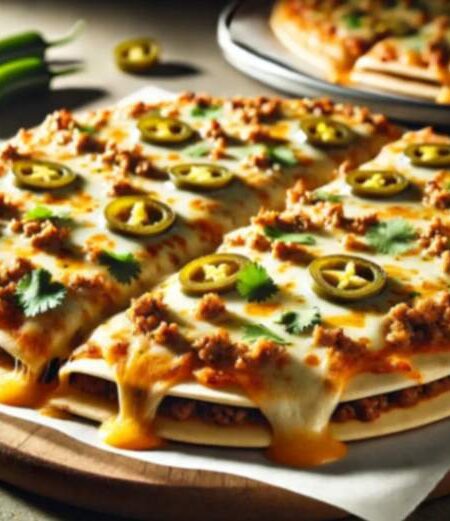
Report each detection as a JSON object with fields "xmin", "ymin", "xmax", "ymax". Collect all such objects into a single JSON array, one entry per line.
[{"xmin": 0, "ymin": 1, "xmax": 448, "ymax": 520}]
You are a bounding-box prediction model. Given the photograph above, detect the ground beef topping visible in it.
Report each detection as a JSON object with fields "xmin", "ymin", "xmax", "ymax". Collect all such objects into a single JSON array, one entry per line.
[
  {"xmin": 193, "ymin": 330, "xmax": 286, "ymax": 371},
  {"xmin": 128, "ymin": 294, "xmax": 167, "ymax": 335},
  {"xmin": 272, "ymin": 240, "xmax": 313, "ymax": 264},
  {"xmin": 0, "ymin": 193, "xmax": 21, "ymax": 218},
  {"xmin": 252, "ymin": 208, "xmax": 314, "ymax": 233},
  {"xmin": 101, "ymin": 142, "xmax": 159, "ymax": 178},
  {"xmin": 423, "ymin": 173, "xmax": 450, "ymax": 209},
  {"xmin": 152, "ymin": 321, "xmax": 187, "ymax": 350},
  {"xmin": 333, "ymin": 375, "xmax": 450, "ymax": 423},
  {"xmin": 320, "ymin": 202, "xmax": 379, "ymax": 234},
  {"xmin": 313, "ymin": 325, "xmax": 368, "ymax": 357},
  {"xmin": 418, "ymin": 217, "xmax": 450, "ymax": 257},
  {"xmin": 10, "ymin": 218, "xmax": 70, "ymax": 251},
  {"xmin": 196, "ymin": 293, "xmax": 226, "ymax": 322},
  {"xmin": 385, "ymin": 292, "xmax": 450, "ymax": 349}
]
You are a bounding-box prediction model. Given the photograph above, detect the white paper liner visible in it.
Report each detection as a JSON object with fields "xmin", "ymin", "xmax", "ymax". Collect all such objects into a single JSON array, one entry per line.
[{"xmin": 0, "ymin": 85, "xmax": 449, "ymax": 521}]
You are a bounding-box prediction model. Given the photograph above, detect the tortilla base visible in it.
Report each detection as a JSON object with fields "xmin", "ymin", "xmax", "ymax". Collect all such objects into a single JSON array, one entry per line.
[
  {"xmin": 50, "ymin": 387, "xmax": 450, "ymax": 448},
  {"xmin": 350, "ymin": 69, "xmax": 441, "ymax": 100}
]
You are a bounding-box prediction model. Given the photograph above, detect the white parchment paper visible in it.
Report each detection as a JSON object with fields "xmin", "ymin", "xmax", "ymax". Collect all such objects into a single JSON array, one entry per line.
[{"xmin": 1, "ymin": 86, "xmax": 449, "ymax": 521}]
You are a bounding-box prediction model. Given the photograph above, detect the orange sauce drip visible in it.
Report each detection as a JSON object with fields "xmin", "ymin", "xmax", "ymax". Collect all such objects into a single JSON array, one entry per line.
[
  {"xmin": 245, "ymin": 302, "xmax": 280, "ymax": 317},
  {"xmin": 325, "ymin": 312, "xmax": 365, "ymax": 328},
  {"xmin": 267, "ymin": 428, "xmax": 347, "ymax": 468},
  {"xmin": 99, "ymin": 415, "xmax": 163, "ymax": 451},
  {"xmin": 0, "ymin": 372, "xmax": 55, "ymax": 408}
]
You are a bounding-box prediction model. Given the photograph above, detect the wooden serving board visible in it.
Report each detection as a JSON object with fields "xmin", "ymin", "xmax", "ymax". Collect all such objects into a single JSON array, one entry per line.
[{"xmin": 0, "ymin": 412, "xmax": 448, "ymax": 521}]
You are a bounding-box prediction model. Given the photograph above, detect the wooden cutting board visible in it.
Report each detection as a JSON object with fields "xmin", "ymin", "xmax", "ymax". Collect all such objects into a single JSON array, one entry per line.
[{"xmin": 0, "ymin": 412, "xmax": 448, "ymax": 521}]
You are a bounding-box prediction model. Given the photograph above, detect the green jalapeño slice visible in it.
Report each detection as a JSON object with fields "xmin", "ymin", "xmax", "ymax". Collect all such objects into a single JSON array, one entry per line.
[
  {"xmin": 105, "ymin": 195, "xmax": 176, "ymax": 237},
  {"xmin": 169, "ymin": 163, "xmax": 234, "ymax": 191},
  {"xmin": 114, "ymin": 37, "xmax": 160, "ymax": 74},
  {"xmin": 404, "ymin": 143, "xmax": 450, "ymax": 168},
  {"xmin": 138, "ymin": 114, "xmax": 194, "ymax": 145},
  {"xmin": 12, "ymin": 159, "xmax": 76, "ymax": 190},
  {"xmin": 300, "ymin": 117, "xmax": 354, "ymax": 148},
  {"xmin": 180, "ymin": 253, "xmax": 249, "ymax": 295},
  {"xmin": 309, "ymin": 255, "xmax": 386, "ymax": 302},
  {"xmin": 346, "ymin": 169, "xmax": 409, "ymax": 198}
]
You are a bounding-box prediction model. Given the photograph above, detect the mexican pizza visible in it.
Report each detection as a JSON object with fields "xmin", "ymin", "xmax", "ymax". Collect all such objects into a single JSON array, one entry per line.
[
  {"xmin": 0, "ymin": 93, "xmax": 395, "ymax": 407},
  {"xmin": 51, "ymin": 128, "xmax": 450, "ymax": 467}
]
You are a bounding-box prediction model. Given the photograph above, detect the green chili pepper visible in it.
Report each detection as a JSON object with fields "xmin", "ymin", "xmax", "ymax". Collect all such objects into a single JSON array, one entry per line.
[
  {"xmin": 0, "ymin": 57, "xmax": 81, "ymax": 103},
  {"xmin": 0, "ymin": 20, "xmax": 84, "ymax": 64}
]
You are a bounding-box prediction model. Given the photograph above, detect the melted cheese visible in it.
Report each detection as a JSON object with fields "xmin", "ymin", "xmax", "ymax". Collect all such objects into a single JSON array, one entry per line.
[
  {"xmin": 52, "ymin": 127, "xmax": 450, "ymax": 468},
  {"xmin": 0, "ymin": 94, "xmax": 389, "ymax": 387}
]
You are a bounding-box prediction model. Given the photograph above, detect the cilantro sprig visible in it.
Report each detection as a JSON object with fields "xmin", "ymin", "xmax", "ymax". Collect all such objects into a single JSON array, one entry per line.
[
  {"xmin": 98, "ymin": 250, "xmax": 141, "ymax": 284},
  {"xmin": 236, "ymin": 262, "xmax": 278, "ymax": 302},
  {"xmin": 276, "ymin": 308, "xmax": 321, "ymax": 335},
  {"xmin": 312, "ymin": 191, "xmax": 343, "ymax": 203},
  {"xmin": 243, "ymin": 323, "xmax": 289, "ymax": 345},
  {"xmin": 76, "ymin": 122, "xmax": 97, "ymax": 135},
  {"xmin": 264, "ymin": 226, "xmax": 316, "ymax": 245},
  {"xmin": 190, "ymin": 105, "xmax": 223, "ymax": 119},
  {"xmin": 15, "ymin": 269, "xmax": 67, "ymax": 318},
  {"xmin": 343, "ymin": 11, "xmax": 364, "ymax": 29},
  {"xmin": 183, "ymin": 142, "xmax": 212, "ymax": 158},
  {"xmin": 229, "ymin": 144, "xmax": 298, "ymax": 167},
  {"xmin": 365, "ymin": 219, "xmax": 416, "ymax": 255},
  {"xmin": 266, "ymin": 145, "xmax": 298, "ymax": 167},
  {"xmin": 24, "ymin": 205, "xmax": 72, "ymax": 225}
]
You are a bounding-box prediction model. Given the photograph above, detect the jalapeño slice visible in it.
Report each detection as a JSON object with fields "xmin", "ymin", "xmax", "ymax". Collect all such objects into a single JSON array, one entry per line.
[
  {"xmin": 179, "ymin": 253, "xmax": 249, "ymax": 295},
  {"xmin": 169, "ymin": 163, "xmax": 234, "ymax": 191},
  {"xmin": 309, "ymin": 255, "xmax": 386, "ymax": 302},
  {"xmin": 105, "ymin": 195, "xmax": 176, "ymax": 237},
  {"xmin": 346, "ymin": 169, "xmax": 409, "ymax": 198},
  {"xmin": 114, "ymin": 37, "xmax": 159, "ymax": 74},
  {"xmin": 404, "ymin": 143, "xmax": 450, "ymax": 168},
  {"xmin": 300, "ymin": 117, "xmax": 354, "ymax": 148},
  {"xmin": 12, "ymin": 159, "xmax": 76, "ymax": 190},
  {"xmin": 138, "ymin": 114, "xmax": 193, "ymax": 145}
]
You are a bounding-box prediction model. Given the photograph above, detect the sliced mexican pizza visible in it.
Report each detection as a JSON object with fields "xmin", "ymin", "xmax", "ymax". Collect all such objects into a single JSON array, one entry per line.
[
  {"xmin": 51, "ymin": 128, "xmax": 450, "ymax": 467},
  {"xmin": 0, "ymin": 93, "xmax": 396, "ymax": 406}
]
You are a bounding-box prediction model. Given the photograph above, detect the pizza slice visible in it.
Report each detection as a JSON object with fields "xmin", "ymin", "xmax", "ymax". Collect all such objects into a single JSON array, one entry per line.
[
  {"xmin": 270, "ymin": 0, "xmax": 430, "ymax": 82},
  {"xmin": 352, "ymin": 16, "xmax": 450, "ymax": 103},
  {"xmin": 0, "ymin": 93, "xmax": 396, "ymax": 407},
  {"xmin": 50, "ymin": 128, "xmax": 450, "ymax": 467},
  {"xmin": 270, "ymin": 0, "xmax": 450, "ymax": 103}
]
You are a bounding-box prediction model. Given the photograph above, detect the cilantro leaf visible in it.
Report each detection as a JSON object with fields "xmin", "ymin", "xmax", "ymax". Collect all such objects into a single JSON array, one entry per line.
[
  {"xmin": 76, "ymin": 122, "xmax": 97, "ymax": 134},
  {"xmin": 243, "ymin": 323, "xmax": 289, "ymax": 345},
  {"xmin": 190, "ymin": 105, "xmax": 223, "ymax": 119},
  {"xmin": 236, "ymin": 262, "xmax": 278, "ymax": 302},
  {"xmin": 24, "ymin": 205, "xmax": 72, "ymax": 224},
  {"xmin": 343, "ymin": 11, "xmax": 364, "ymax": 29},
  {"xmin": 183, "ymin": 142, "xmax": 212, "ymax": 158},
  {"xmin": 228, "ymin": 144, "xmax": 265, "ymax": 160},
  {"xmin": 276, "ymin": 308, "xmax": 321, "ymax": 335},
  {"xmin": 16, "ymin": 269, "xmax": 67, "ymax": 318},
  {"xmin": 444, "ymin": 181, "xmax": 450, "ymax": 192},
  {"xmin": 313, "ymin": 191, "xmax": 343, "ymax": 203},
  {"xmin": 267, "ymin": 145, "xmax": 298, "ymax": 167},
  {"xmin": 365, "ymin": 219, "xmax": 416, "ymax": 255},
  {"xmin": 264, "ymin": 226, "xmax": 316, "ymax": 245},
  {"xmin": 98, "ymin": 250, "xmax": 141, "ymax": 284}
]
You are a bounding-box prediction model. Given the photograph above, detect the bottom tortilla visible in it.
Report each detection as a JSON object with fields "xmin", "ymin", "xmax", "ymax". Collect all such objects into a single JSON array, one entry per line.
[
  {"xmin": 350, "ymin": 69, "xmax": 442, "ymax": 101},
  {"xmin": 50, "ymin": 387, "xmax": 450, "ymax": 448}
]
